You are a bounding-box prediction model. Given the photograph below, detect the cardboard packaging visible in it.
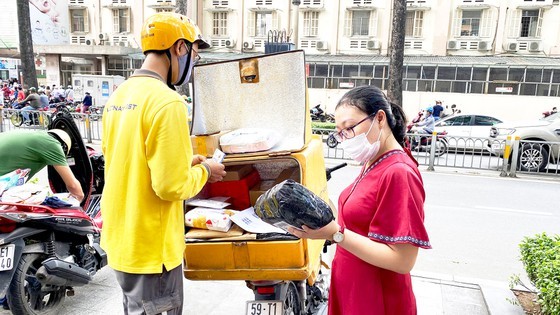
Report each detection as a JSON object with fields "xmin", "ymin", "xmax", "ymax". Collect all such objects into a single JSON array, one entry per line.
[
  {"xmin": 248, "ymin": 167, "xmax": 300, "ymax": 206},
  {"xmin": 190, "ymin": 131, "xmax": 229, "ymax": 157},
  {"xmin": 249, "ymin": 180, "xmax": 277, "ymax": 206},
  {"xmin": 207, "ymin": 169, "xmax": 261, "ymax": 210},
  {"xmin": 223, "ymin": 165, "xmax": 254, "ymax": 182}
]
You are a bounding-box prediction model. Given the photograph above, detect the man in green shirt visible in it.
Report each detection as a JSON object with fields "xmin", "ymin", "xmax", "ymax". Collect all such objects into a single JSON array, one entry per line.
[{"xmin": 0, "ymin": 129, "xmax": 84, "ymax": 201}]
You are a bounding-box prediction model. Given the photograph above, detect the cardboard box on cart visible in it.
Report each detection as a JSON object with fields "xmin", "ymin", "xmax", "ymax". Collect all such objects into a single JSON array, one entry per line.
[{"xmin": 184, "ymin": 51, "xmax": 330, "ymax": 283}]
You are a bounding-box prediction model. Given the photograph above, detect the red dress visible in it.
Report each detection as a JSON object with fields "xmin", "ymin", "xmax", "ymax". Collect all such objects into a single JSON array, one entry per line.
[{"xmin": 328, "ymin": 150, "xmax": 431, "ymax": 315}]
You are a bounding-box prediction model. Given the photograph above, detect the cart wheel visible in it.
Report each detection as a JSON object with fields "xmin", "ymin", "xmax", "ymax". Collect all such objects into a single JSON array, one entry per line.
[{"xmin": 283, "ymin": 282, "xmax": 302, "ymax": 315}]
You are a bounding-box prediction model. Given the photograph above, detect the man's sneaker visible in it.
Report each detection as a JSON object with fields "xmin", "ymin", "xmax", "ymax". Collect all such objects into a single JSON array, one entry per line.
[{"xmin": 24, "ymin": 121, "xmax": 31, "ymax": 126}]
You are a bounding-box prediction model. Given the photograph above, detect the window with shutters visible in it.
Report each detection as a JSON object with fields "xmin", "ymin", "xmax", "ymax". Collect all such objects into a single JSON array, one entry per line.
[
  {"xmin": 303, "ymin": 11, "xmax": 319, "ymax": 37},
  {"xmin": 520, "ymin": 9, "xmax": 541, "ymax": 37},
  {"xmin": 248, "ymin": 11, "xmax": 278, "ymax": 37},
  {"xmin": 70, "ymin": 8, "xmax": 88, "ymax": 33},
  {"xmin": 112, "ymin": 8, "xmax": 130, "ymax": 33},
  {"xmin": 344, "ymin": 10, "xmax": 377, "ymax": 37},
  {"xmin": 461, "ymin": 10, "xmax": 481, "ymax": 37},
  {"xmin": 352, "ymin": 11, "xmax": 369, "ymax": 36},
  {"xmin": 213, "ymin": 12, "xmax": 228, "ymax": 36},
  {"xmin": 405, "ymin": 11, "xmax": 423, "ymax": 38}
]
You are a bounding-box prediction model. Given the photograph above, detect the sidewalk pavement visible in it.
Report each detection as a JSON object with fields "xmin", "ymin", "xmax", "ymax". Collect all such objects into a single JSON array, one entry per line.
[{"xmin": 0, "ymin": 267, "xmax": 524, "ymax": 315}]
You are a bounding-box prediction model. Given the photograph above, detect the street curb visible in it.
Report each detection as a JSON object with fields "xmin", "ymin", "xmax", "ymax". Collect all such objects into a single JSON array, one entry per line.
[{"xmin": 412, "ymin": 271, "xmax": 525, "ymax": 315}]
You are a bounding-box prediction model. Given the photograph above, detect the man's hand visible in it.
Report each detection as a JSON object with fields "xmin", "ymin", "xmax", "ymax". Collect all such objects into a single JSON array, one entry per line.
[
  {"xmin": 191, "ymin": 154, "xmax": 206, "ymax": 166},
  {"xmin": 203, "ymin": 160, "xmax": 226, "ymax": 183}
]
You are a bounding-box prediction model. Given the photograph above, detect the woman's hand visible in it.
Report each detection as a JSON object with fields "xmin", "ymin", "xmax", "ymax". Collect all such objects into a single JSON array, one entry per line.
[{"xmin": 287, "ymin": 220, "xmax": 339, "ymax": 241}]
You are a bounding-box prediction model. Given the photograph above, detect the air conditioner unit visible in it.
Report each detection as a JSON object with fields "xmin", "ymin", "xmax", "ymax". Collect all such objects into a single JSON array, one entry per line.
[
  {"xmin": 316, "ymin": 40, "xmax": 328, "ymax": 51},
  {"xmin": 478, "ymin": 41, "xmax": 492, "ymax": 51},
  {"xmin": 243, "ymin": 41, "xmax": 254, "ymax": 50},
  {"xmin": 447, "ymin": 40, "xmax": 459, "ymax": 50},
  {"xmin": 224, "ymin": 39, "xmax": 236, "ymax": 48},
  {"xmin": 118, "ymin": 41, "xmax": 127, "ymax": 47},
  {"xmin": 528, "ymin": 41, "xmax": 541, "ymax": 52},
  {"xmin": 504, "ymin": 42, "xmax": 518, "ymax": 52},
  {"xmin": 98, "ymin": 33, "xmax": 109, "ymax": 41},
  {"xmin": 85, "ymin": 39, "xmax": 95, "ymax": 45},
  {"xmin": 367, "ymin": 40, "xmax": 381, "ymax": 50}
]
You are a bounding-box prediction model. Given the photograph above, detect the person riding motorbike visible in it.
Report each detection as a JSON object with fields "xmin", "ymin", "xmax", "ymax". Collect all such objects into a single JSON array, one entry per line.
[
  {"xmin": 412, "ymin": 107, "xmax": 435, "ymax": 149},
  {"xmin": 20, "ymin": 87, "xmax": 41, "ymax": 125},
  {"xmin": 38, "ymin": 87, "xmax": 49, "ymax": 108}
]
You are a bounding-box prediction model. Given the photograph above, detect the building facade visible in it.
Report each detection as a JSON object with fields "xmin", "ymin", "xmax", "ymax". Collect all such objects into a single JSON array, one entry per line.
[{"xmin": 1, "ymin": 0, "xmax": 560, "ymax": 109}]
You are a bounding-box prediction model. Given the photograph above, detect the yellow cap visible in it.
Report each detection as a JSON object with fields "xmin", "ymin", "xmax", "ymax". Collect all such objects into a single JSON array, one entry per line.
[{"xmin": 140, "ymin": 12, "xmax": 209, "ymax": 53}]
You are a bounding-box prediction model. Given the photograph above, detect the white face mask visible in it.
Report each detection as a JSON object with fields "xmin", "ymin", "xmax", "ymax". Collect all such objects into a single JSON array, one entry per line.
[{"xmin": 339, "ymin": 120, "xmax": 382, "ymax": 163}]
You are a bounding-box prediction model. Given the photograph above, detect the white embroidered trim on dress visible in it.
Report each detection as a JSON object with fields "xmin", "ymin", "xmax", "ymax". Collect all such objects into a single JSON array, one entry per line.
[{"xmin": 368, "ymin": 232, "xmax": 431, "ymax": 247}]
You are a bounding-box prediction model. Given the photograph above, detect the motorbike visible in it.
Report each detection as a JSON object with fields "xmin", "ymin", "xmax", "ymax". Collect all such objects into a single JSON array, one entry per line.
[
  {"xmin": 9, "ymin": 106, "xmax": 51, "ymax": 128},
  {"xmin": 405, "ymin": 111, "xmax": 448, "ymax": 157},
  {"xmin": 0, "ymin": 108, "xmax": 106, "ymax": 315},
  {"xmin": 310, "ymin": 104, "xmax": 335, "ymax": 123}
]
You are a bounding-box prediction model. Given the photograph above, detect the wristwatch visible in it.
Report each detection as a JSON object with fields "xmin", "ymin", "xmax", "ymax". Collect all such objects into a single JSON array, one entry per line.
[{"xmin": 332, "ymin": 226, "xmax": 345, "ymax": 244}]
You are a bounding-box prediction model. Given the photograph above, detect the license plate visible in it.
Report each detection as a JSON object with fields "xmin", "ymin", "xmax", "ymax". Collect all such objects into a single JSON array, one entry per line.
[
  {"xmin": 246, "ymin": 300, "xmax": 283, "ymax": 315},
  {"xmin": 0, "ymin": 244, "xmax": 15, "ymax": 271}
]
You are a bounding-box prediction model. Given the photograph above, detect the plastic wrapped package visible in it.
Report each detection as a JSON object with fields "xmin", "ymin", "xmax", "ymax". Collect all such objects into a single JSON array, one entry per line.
[
  {"xmin": 1, "ymin": 183, "xmax": 48, "ymax": 205},
  {"xmin": 219, "ymin": 128, "xmax": 280, "ymax": 154},
  {"xmin": 254, "ymin": 179, "xmax": 334, "ymax": 231},
  {"xmin": 0, "ymin": 169, "xmax": 30, "ymax": 196},
  {"xmin": 185, "ymin": 207, "xmax": 238, "ymax": 232}
]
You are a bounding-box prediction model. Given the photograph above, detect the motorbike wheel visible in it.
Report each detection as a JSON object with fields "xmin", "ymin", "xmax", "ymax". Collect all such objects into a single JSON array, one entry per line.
[
  {"xmin": 326, "ymin": 134, "xmax": 338, "ymax": 148},
  {"xmin": 7, "ymin": 253, "xmax": 66, "ymax": 315},
  {"xmin": 434, "ymin": 139, "xmax": 448, "ymax": 157},
  {"xmin": 10, "ymin": 113, "xmax": 23, "ymax": 127},
  {"xmin": 283, "ymin": 282, "xmax": 301, "ymax": 315}
]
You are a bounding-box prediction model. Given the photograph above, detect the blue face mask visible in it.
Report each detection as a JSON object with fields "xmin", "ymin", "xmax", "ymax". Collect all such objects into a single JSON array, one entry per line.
[{"xmin": 173, "ymin": 52, "xmax": 191, "ymax": 86}]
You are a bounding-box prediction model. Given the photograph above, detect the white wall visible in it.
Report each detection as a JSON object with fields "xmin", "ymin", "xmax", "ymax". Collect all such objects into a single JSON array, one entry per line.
[{"xmin": 308, "ymin": 88, "xmax": 559, "ymax": 123}]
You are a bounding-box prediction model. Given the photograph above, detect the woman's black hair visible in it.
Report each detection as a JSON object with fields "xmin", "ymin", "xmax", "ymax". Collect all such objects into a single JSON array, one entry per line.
[{"xmin": 335, "ymin": 85, "xmax": 408, "ymax": 146}]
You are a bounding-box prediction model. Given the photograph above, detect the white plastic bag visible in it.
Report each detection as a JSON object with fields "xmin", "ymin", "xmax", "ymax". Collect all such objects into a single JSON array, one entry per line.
[
  {"xmin": 2, "ymin": 183, "xmax": 48, "ymax": 205},
  {"xmin": 219, "ymin": 128, "xmax": 280, "ymax": 154}
]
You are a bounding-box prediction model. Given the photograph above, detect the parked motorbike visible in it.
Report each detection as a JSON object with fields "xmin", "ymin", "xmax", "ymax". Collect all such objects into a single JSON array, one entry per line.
[
  {"xmin": 246, "ymin": 163, "xmax": 347, "ymax": 315},
  {"xmin": 310, "ymin": 104, "xmax": 335, "ymax": 123},
  {"xmin": 405, "ymin": 111, "xmax": 448, "ymax": 157},
  {"xmin": 0, "ymin": 108, "xmax": 106, "ymax": 315}
]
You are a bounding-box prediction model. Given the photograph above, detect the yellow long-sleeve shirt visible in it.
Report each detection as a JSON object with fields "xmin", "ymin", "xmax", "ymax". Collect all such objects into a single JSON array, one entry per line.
[{"xmin": 101, "ymin": 72, "xmax": 208, "ymax": 274}]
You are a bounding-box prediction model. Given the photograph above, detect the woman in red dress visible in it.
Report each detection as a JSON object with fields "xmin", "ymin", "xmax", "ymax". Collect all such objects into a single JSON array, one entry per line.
[{"xmin": 289, "ymin": 86, "xmax": 430, "ymax": 315}]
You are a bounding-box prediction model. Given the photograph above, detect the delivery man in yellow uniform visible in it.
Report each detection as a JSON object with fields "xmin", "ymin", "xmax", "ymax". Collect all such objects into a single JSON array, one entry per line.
[{"xmin": 100, "ymin": 13, "xmax": 226, "ymax": 315}]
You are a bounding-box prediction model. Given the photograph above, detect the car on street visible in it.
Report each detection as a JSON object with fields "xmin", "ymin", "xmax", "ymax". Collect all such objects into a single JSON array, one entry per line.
[
  {"xmin": 488, "ymin": 112, "xmax": 560, "ymax": 172},
  {"xmin": 434, "ymin": 114, "xmax": 503, "ymax": 150}
]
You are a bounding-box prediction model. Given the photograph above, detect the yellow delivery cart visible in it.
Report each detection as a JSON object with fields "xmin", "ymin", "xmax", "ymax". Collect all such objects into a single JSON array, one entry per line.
[{"xmin": 184, "ymin": 51, "xmax": 333, "ymax": 315}]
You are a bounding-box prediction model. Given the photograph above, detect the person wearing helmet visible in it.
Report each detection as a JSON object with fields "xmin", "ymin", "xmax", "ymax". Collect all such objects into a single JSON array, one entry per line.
[
  {"xmin": 37, "ymin": 88, "xmax": 49, "ymax": 108},
  {"xmin": 0, "ymin": 129, "xmax": 84, "ymax": 201},
  {"xmin": 65, "ymin": 85, "xmax": 74, "ymax": 102},
  {"xmin": 100, "ymin": 13, "xmax": 225, "ymax": 315},
  {"xmin": 412, "ymin": 106, "xmax": 435, "ymax": 148},
  {"xmin": 20, "ymin": 87, "xmax": 41, "ymax": 125}
]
